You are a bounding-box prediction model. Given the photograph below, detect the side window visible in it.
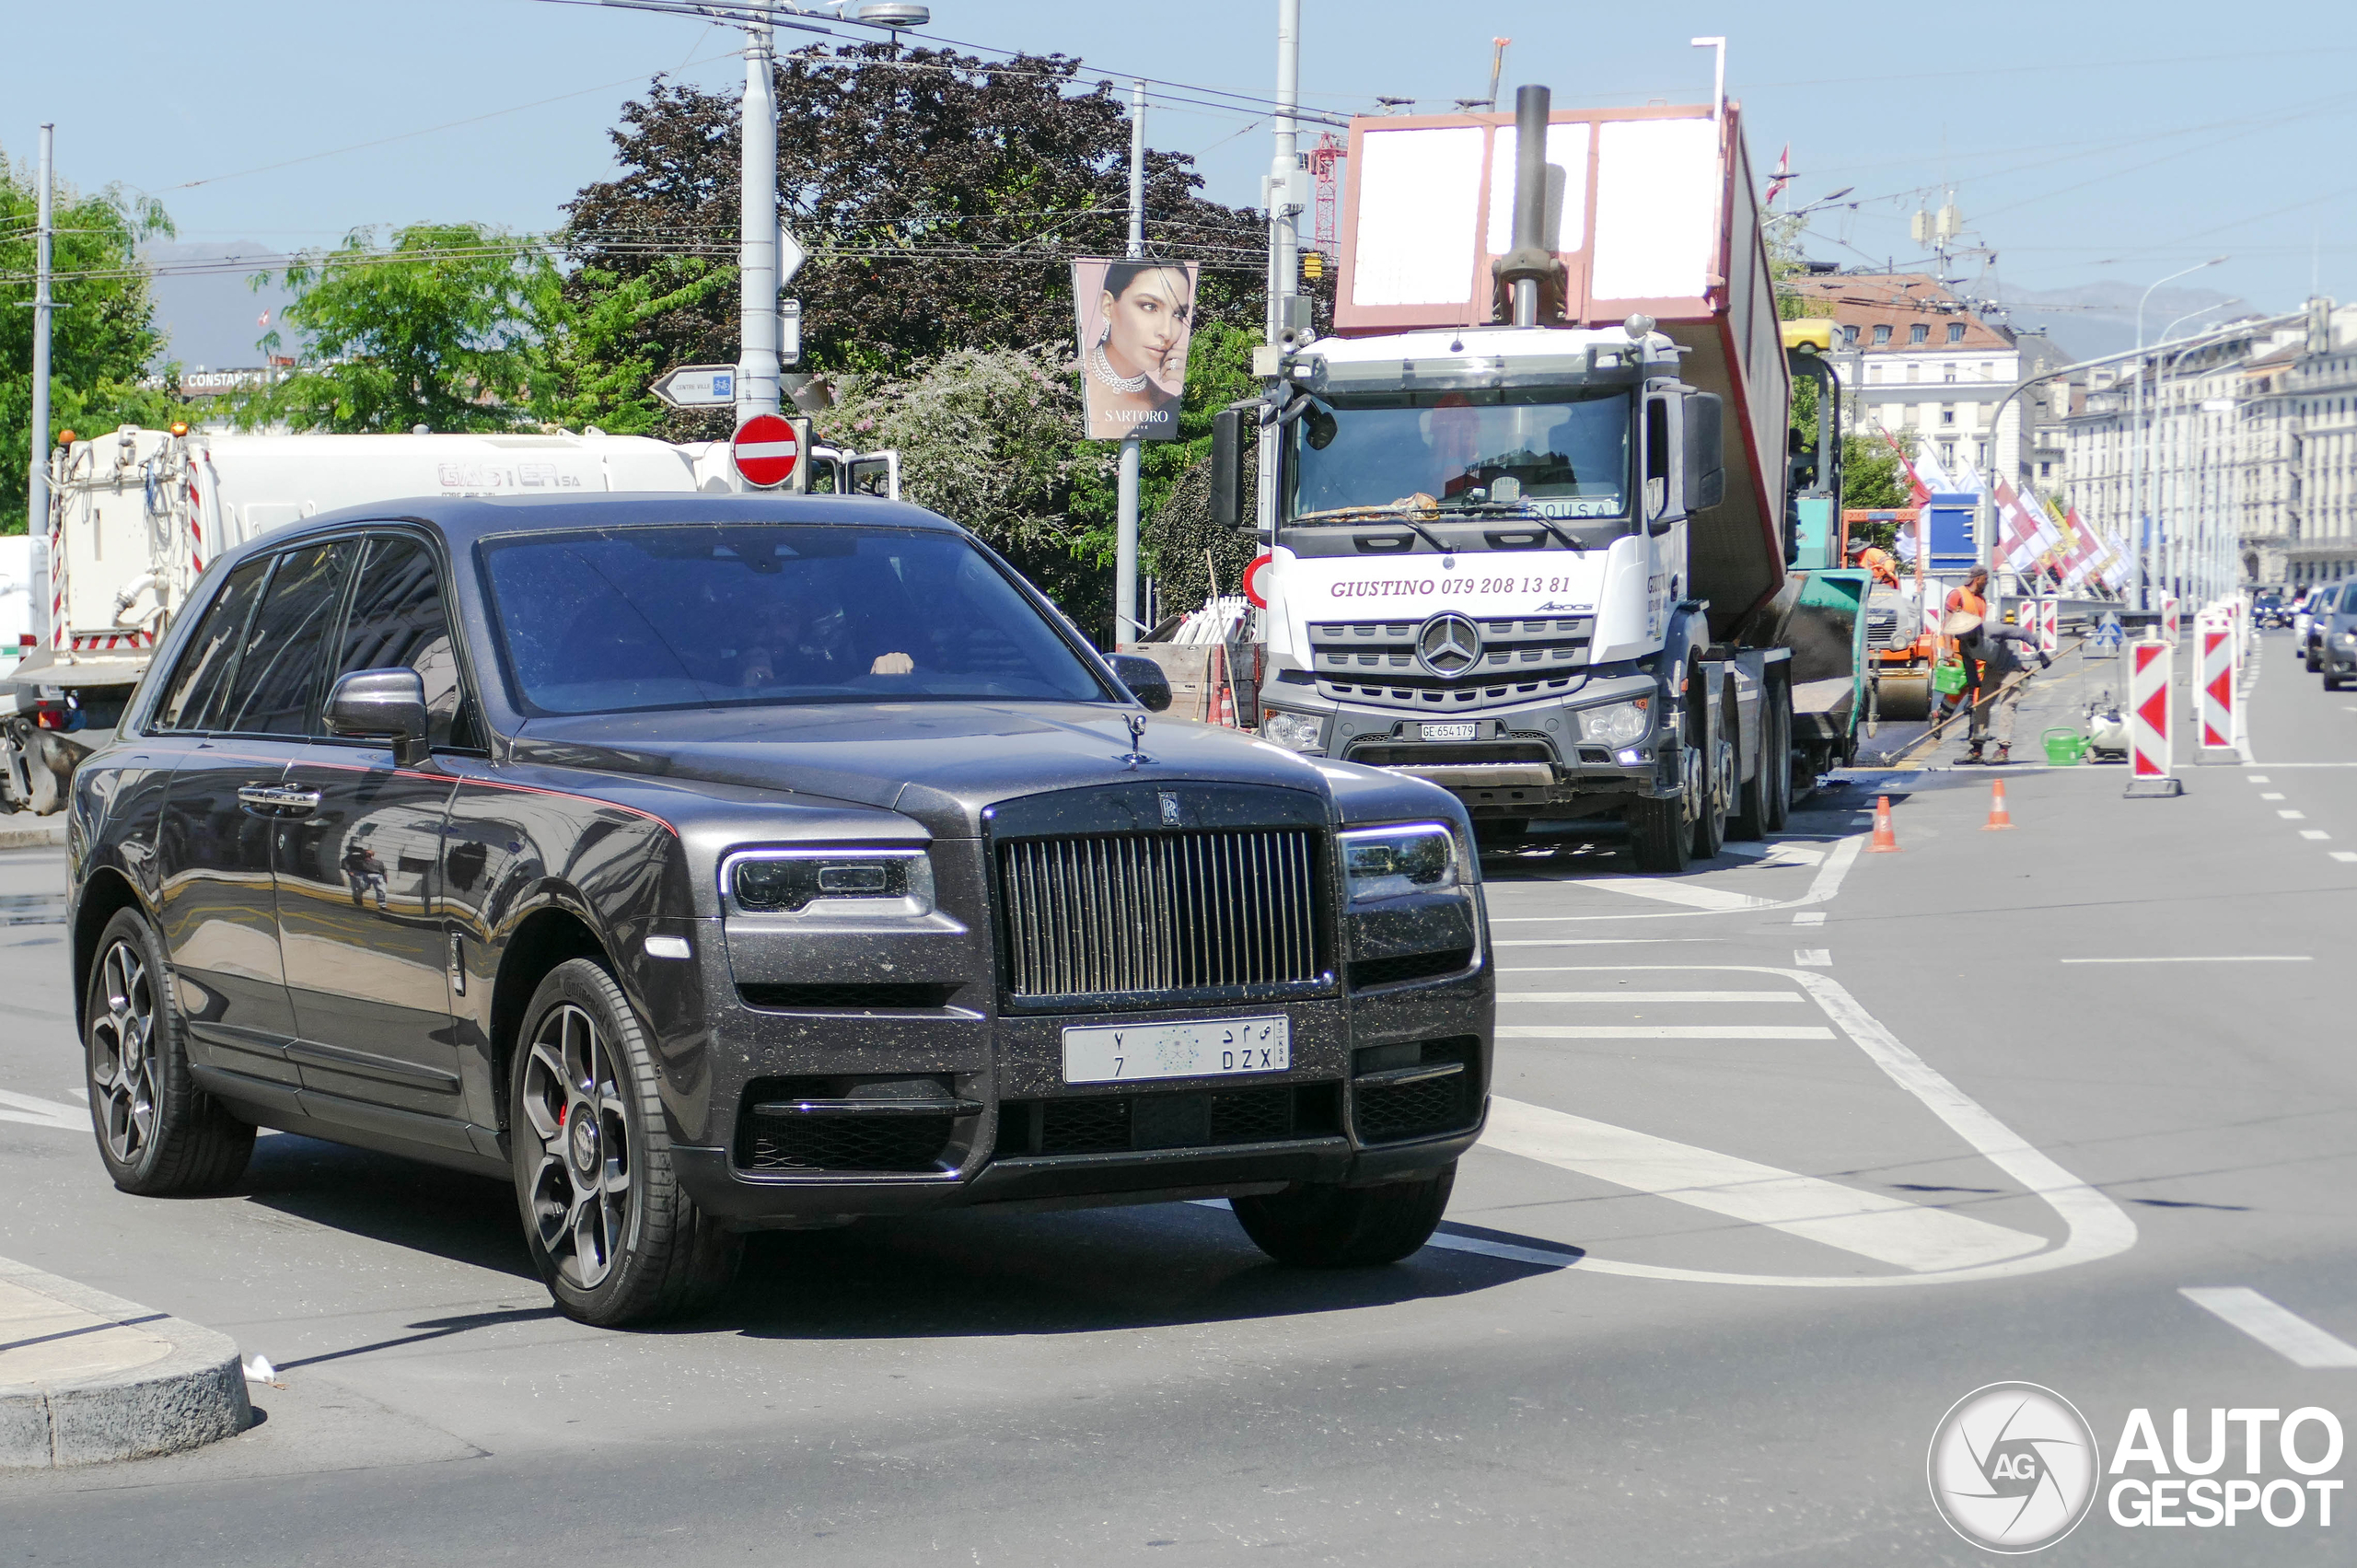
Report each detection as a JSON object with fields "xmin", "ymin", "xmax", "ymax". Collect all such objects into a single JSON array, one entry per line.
[
  {"xmin": 334, "ymin": 535, "xmax": 470, "ymax": 749},
  {"xmin": 211, "ymin": 542, "xmax": 354, "ymax": 738},
  {"xmin": 1643, "ymin": 398, "xmax": 1671, "ymax": 519},
  {"xmin": 151, "ymin": 558, "xmax": 270, "ymax": 732}
]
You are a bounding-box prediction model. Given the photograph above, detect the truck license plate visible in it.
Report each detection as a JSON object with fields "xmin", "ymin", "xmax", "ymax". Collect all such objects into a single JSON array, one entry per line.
[
  {"xmin": 1062, "ymin": 1016, "xmax": 1290, "ymax": 1085},
  {"xmin": 1420, "ymin": 722, "xmax": 1478, "ymax": 741}
]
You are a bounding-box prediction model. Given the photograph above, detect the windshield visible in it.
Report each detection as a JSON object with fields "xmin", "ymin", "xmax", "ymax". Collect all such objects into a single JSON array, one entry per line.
[
  {"xmin": 482, "ymin": 524, "xmax": 1109, "ymax": 715},
  {"xmin": 1289, "ymin": 389, "xmax": 1631, "ymax": 527}
]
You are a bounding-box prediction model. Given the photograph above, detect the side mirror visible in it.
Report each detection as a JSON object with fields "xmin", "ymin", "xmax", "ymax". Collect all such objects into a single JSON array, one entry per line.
[
  {"xmin": 1210, "ymin": 407, "xmax": 1250, "ymax": 530},
  {"xmin": 1685, "ymin": 391, "xmax": 1725, "ymax": 511},
  {"xmin": 1107, "ymin": 653, "xmax": 1173, "ymax": 713},
  {"xmin": 325, "ymin": 668, "xmax": 431, "ymax": 766}
]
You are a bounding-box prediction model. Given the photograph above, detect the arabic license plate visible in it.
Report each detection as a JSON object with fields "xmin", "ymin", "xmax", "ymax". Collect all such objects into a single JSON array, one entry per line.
[
  {"xmin": 1062, "ymin": 1016, "xmax": 1290, "ymax": 1085},
  {"xmin": 1420, "ymin": 722, "xmax": 1479, "ymax": 742}
]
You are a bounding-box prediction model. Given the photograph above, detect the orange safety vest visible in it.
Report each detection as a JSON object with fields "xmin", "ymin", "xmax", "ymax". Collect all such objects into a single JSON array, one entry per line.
[{"xmin": 1945, "ymin": 585, "xmax": 1989, "ymax": 619}]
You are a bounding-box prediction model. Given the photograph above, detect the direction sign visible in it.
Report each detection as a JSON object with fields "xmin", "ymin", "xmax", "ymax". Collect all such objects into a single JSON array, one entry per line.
[
  {"xmin": 650, "ymin": 364, "xmax": 735, "ymax": 409},
  {"xmin": 732, "ymin": 413, "xmax": 801, "ymax": 488},
  {"xmin": 778, "ymin": 225, "xmax": 807, "ymax": 287}
]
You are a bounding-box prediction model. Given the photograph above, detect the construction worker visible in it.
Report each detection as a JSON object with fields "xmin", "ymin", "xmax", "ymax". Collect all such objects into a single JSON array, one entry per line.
[
  {"xmin": 1848, "ymin": 539, "xmax": 1900, "ymax": 587},
  {"xmin": 1944, "ymin": 610, "xmax": 2049, "ymax": 764},
  {"xmin": 1944, "ymin": 566, "xmax": 1991, "ymax": 621}
]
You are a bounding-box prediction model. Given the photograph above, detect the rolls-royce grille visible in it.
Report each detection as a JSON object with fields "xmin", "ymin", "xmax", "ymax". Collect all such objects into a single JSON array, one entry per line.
[{"xmin": 998, "ymin": 829, "xmax": 1324, "ymax": 998}]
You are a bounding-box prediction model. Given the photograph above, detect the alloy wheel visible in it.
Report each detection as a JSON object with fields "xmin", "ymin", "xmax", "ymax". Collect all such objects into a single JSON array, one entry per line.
[
  {"xmin": 520, "ymin": 1003, "xmax": 635, "ymax": 1291},
  {"xmin": 89, "ymin": 939, "xmax": 160, "ymax": 1166}
]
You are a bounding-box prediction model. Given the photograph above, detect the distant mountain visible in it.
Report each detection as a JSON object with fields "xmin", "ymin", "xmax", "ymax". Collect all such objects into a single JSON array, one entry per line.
[
  {"xmin": 1977, "ymin": 280, "xmax": 2258, "ymax": 362},
  {"xmin": 142, "ymin": 242, "xmax": 297, "ymax": 372}
]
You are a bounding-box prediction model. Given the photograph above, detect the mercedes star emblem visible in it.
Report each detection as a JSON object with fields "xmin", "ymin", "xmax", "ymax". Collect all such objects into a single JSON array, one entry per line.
[{"xmin": 1416, "ymin": 613, "xmax": 1483, "ymax": 679}]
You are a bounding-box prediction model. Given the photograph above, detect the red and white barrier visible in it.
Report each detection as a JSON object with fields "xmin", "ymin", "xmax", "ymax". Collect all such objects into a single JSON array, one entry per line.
[
  {"xmin": 2038, "ymin": 596, "xmax": 2060, "ymax": 656},
  {"xmin": 2128, "ymin": 633, "xmax": 2181, "ymax": 796},
  {"xmin": 2161, "ymin": 592, "xmax": 2180, "ymax": 645},
  {"xmin": 2197, "ymin": 616, "xmax": 2235, "ymax": 752}
]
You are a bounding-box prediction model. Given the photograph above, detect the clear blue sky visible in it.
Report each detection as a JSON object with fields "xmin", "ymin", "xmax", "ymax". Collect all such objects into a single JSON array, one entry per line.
[{"xmin": 6, "ymin": 0, "xmax": 2353, "ymax": 359}]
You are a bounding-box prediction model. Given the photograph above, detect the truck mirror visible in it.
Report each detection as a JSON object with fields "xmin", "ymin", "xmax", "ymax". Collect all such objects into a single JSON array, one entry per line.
[
  {"xmin": 1210, "ymin": 408, "xmax": 1249, "ymax": 530},
  {"xmin": 1108, "ymin": 653, "xmax": 1174, "ymax": 712},
  {"xmin": 1686, "ymin": 392, "xmax": 1725, "ymax": 511}
]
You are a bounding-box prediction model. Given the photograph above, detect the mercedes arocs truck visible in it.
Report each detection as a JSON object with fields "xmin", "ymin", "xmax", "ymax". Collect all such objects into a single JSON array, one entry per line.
[{"xmin": 1211, "ymin": 85, "xmax": 1830, "ymax": 871}]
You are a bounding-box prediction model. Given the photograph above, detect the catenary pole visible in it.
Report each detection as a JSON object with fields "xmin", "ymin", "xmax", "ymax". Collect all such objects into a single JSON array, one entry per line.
[
  {"xmin": 1116, "ymin": 78, "xmax": 1144, "ymax": 644},
  {"xmin": 27, "ymin": 125, "xmax": 53, "ymax": 557},
  {"xmin": 1257, "ymin": 0, "xmax": 1301, "ymax": 542},
  {"xmin": 736, "ymin": 17, "xmax": 782, "ymax": 439}
]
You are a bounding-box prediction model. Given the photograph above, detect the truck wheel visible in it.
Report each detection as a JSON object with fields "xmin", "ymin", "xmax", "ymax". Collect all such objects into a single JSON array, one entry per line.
[
  {"xmin": 511, "ymin": 958, "xmax": 743, "ymax": 1327},
  {"xmin": 1689, "ymin": 690, "xmax": 1731, "ymax": 861},
  {"xmin": 86, "ymin": 909, "xmax": 255, "ymax": 1197},
  {"xmin": 1628, "ymin": 793, "xmax": 1691, "ymax": 872},
  {"xmin": 1731, "ymin": 684, "xmax": 1773, "ymax": 842},
  {"xmin": 1762, "ymin": 694, "xmax": 1793, "ymax": 832},
  {"xmin": 1232, "ymin": 1164, "xmax": 1455, "ymax": 1267}
]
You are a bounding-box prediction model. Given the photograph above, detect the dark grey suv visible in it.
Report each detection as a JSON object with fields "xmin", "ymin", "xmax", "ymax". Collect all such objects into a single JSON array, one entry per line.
[
  {"xmin": 65, "ymin": 494, "xmax": 1493, "ymax": 1325},
  {"xmin": 2316, "ymin": 579, "xmax": 2357, "ymax": 688}
]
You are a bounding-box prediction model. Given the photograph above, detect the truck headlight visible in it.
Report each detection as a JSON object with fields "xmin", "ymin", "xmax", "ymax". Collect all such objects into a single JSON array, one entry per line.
[
  {"xmin": 725, "ymin": 849, "xmax": 935, "ymax": 915},
  {"xmin": 1260, "ymin": 708, "xmax": 1325, "ymax": 752},
  {"xmin": 1339, "ymin": 824, "xmax": 1460, "ymax": 904},
  {"xmin": 1578, "ymin": 699, "xmax": 1651, "ymax": 746}
]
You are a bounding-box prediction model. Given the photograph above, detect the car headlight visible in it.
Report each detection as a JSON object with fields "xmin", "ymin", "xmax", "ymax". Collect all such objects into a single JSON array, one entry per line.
[
  {"xmin": 1260, "ymin": 708, "xmax": 1325, "ymax": 752},
  {"xmin": 725, "ymin": 849, "xmax": 935, "ymax": 914},
  {"xmin": 1338, "ymin": 823, "xmax": 1461, "ymax": 904},
  {"xmin": 1578, "ymin": 698, "xmax": 1651, "ymax": 746}
]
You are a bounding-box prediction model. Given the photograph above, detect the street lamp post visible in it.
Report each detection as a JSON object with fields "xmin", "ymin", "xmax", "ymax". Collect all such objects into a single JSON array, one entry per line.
[
  {"xmin": 736, "ymin": 20, "xmax": 782, "ymax": 435},
  {"xmin": 2132, "ymin": 256, "xmax": 2228, "ymax": 610}
]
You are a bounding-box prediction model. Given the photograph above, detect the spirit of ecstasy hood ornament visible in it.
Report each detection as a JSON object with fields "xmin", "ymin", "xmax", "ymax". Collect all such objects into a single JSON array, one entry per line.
[{"xmin": 1120, "ymin": 711, "xmax": 1153, "ymax": 770}]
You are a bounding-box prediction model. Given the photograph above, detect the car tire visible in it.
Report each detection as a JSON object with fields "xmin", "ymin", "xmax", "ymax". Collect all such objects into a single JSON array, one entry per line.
[
  {"xmin": 1232, "ymin": 1163, "xmax": 1456, "ymax": 1267},
  {"xmin": 509, "ymin": 958, "xmax": 742, "ymax": 1328},
  {"xmin": 85, "ymin": 908, "xmax": 255, "ymax": 1197},
  {"xmin": 2306, "ymin": 648, "xmax": 2321, "ymax": 672}
]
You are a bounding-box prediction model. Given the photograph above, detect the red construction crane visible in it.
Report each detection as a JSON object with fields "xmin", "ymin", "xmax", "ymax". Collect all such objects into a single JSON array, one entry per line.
[{"xmin": 1308, "ymin": 131, "xmax": 1345, "ymax": 256}]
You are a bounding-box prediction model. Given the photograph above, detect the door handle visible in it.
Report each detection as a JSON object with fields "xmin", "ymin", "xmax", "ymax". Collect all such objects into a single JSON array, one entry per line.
[{"xmin": 237, "ymin": 785, "xmax": 322, "ymax": 816}]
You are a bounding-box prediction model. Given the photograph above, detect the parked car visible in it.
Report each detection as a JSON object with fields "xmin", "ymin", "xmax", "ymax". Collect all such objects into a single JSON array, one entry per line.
[
  {"xmin": 2320, "ymin": 580, "xmax": 2357, "ymax": 690},
  {"xmin": 64, "ymin": 494, "xmax": 1494, "ymax": 1325},
  {"xmin": 2302, "ymin": 584, "xmax": 2340, "ymax": 670}
]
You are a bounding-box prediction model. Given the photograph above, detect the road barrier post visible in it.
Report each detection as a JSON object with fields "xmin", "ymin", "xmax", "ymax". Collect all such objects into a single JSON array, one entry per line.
[
  {"xmin": 2197, "ymin": 615, "xmax": 2235, "ymax": 756},
  {"xmin": 2126, "ymin": 631, "xmax": 2182, "ymax": 798},
  {"xmin": 2038, "ymin": 597, "xmax": 2060, "ymax": 657}
]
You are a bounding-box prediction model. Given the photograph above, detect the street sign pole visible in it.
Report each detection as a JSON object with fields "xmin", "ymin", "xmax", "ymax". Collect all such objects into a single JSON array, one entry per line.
[
  {"xmin": 736, "ymin": 18, "xmax": 783, "ymax": 447},
  {"xmin": 1116, "ymin": 78, "xmax": 1144, "ymax": 647},
  {"xmin": 26, "ymin": 124, "xmax": 52, "ymax": 566}
]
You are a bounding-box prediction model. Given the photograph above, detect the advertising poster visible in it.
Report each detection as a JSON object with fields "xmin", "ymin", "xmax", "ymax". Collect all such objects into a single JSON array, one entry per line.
[{"xmin": 1073, "ymin": 257, "xmax": 1197, "ymax": 442}]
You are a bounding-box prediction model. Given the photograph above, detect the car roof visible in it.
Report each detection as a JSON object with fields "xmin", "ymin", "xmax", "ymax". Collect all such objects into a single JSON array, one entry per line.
[{"xmin": 224, "ymin": 491, "xmax": 963, "ymax": 563}]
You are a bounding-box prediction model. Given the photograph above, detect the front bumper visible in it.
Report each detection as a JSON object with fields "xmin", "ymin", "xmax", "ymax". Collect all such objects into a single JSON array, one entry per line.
[{"xmin": 659, "ymin": 923, "xmax": 1493, "ymax": 1223}]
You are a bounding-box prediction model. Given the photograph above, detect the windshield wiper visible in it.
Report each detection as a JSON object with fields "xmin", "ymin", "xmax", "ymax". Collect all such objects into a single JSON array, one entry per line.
[
  {"xmin": 1288, "ymin": 504, "xmax": 1453, "ymax": 554},
  {"xmin": 1435, "ymin": 501, "xmax": 1589, "ymax": 552}
]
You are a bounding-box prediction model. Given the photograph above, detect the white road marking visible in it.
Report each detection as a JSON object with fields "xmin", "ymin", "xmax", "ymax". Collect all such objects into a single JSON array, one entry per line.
[
  {"xmin": 1795, "ymin": 948, "xmax": 1832, "ymax": 967},
  {"xmin": 2058, "ymin": 955, "xmax": 2311, "ymax": 965},
  {"xmin": 1793, "ymin": 911, "xmax": 1826, "ymax": 925},
  {"xmin": 2333, "ymin": 852, "xmax": 2357, "ymax": 864},
  {"xmin": 2179, "ymin": 1287, "xmax": 2357, "ymax": 1368},
  {"xmin": 1495, "ymin": 966, "xmax": 2138, "ymax": 1289},
  {"xmin": 2279, "ymin": 809, "xmax": 2307, "ymax": 819},
  {"xmin": 2301, "ymin": 830, "xmax": 2330, "ymax": 840},
  {"xmin": 0, "ymin": 1090, "xmax": 85, "ymax": 1132},
  {"xmin": 2260, "ymin": 792, "xmax": 2286, "ymax": 800},
  {"xmin": 1571, "ymin": 878, "xmax": 1776, "ymax": 912},
  {"xmin": 1498, "ymin": 1024, "xmax": 1834, "ymax": 1040},
  {"xmin": 2247, "ymin": 774, "xmax": 2270, "ymax": 783},
  {"xmin": 1490, "ymin": 834, "xmax": 1866, "ymax": 923},
  {"xmin": 1501, "ymin": 991, "xmax": 1803, "ymax": 1004},
  {"xmin": 1721, "ymin": 842, "xmax": 1826, "ymax": 867},
  {"xmin": 1483, "ymin": 1098, "xmax": 2043, "ymax": 1272}
]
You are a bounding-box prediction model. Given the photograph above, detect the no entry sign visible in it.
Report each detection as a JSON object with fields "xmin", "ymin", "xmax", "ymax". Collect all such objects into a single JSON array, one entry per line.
[{"xmin": 732, "ymin": 413, "xmax": 801, "ymax": 488}]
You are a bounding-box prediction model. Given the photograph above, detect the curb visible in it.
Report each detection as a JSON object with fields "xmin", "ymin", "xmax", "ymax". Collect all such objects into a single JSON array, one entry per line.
[
  {"xmin": 0, "ymin": 1255, "xmax": 250, "ymax": 1469},
  {"xmin": 0, "ymin": 821, "xmax": 67, "ymax": 853}
]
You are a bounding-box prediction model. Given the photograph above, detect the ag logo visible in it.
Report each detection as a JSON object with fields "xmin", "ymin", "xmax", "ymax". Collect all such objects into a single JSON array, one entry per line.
[
  {"xmin": 1928, "ymin": 1382, "xmax": 2101, "ymax": 1553},
  {"xmin": 1415, "ymin": 612, "xmax": 1482, "ymax": 679}
]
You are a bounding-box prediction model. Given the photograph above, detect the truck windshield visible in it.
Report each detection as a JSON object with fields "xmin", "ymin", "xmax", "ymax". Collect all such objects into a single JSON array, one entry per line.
[
  {"xmin": 1289, "ymin": 389, "xmax": 1631, "ymax": 527},
  {"xmin": 482, "ymin": 524, "xmax": 1109, "ymax": 714}
]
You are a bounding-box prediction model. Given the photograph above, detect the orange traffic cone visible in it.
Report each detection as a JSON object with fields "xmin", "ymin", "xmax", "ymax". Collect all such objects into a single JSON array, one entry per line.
[
  {"xmin": 1982, "ymin": 779, "xmax": 2014, "ymax": 831},
  {"xmin": 1867, "ymin": 795, "xmax": 1901, "ymax": 853}
]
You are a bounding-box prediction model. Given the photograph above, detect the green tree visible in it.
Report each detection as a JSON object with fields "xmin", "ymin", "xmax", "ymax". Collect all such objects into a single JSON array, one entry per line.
[
  {"xmin": 241, "ymin": 223, "xmax": 557, "ymax": 434},
  {"xmin": 0, "ymin": 147, "xmax": 180, "ymax": 532},
  {"xmin": 551, "ymin": 44, "xmax": 1264, "ymax": 439}
]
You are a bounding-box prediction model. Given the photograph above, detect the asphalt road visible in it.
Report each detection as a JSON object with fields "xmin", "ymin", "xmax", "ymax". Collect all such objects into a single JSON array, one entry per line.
[{"xmin": 2, "ymin": 634, "xmax": 2351, "ymax": 1565}]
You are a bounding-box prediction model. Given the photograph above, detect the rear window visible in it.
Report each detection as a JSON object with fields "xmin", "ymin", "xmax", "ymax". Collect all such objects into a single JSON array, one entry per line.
[{"xmin": 481, "ymin": 524, "xmax": 1110, "ymax": 715}]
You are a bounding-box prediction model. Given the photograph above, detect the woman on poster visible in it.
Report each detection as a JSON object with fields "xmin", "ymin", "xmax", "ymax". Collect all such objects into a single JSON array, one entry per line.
[{"xmin": 1077, "ymin": 260, "xmax": 1194, "ymax": 441}]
